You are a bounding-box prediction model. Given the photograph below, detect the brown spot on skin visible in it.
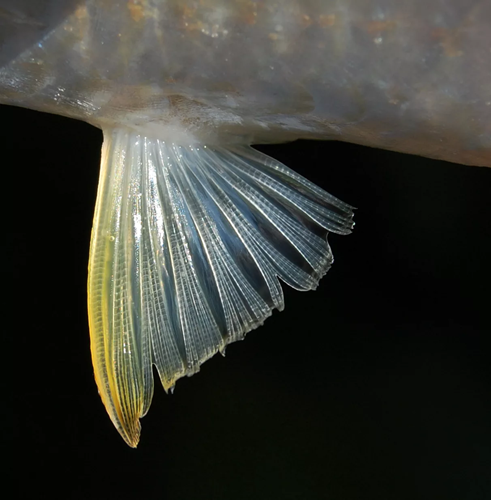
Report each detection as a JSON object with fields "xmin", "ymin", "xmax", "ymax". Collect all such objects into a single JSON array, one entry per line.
[
  {"xmin": 318, "ymin": 14, "xmax": 335, "ymax": 27},
  {"xmin": 241, "ymin": 3, "xmax": 257, "ymax": 25},
  {"xmin": 127, "ymin": 0, "xmax": 144, "ymax": 22},
  {"xmin": 182, "ymin": 5, "xmax": 196, "ymax": 19},
  {"xmin": 365, "ymin": 20, "xmax": 395, "ymax": 34},
  {"xmin": 301, "ymin": 14, "xmax": 312, "ymax": 28},
  {"xmin": 167, "ymin": 95, "xmax": 208, "ymax": 128},
  {"xmin": 432, "ymin": 28, "xmax": 463, "ymax": 57},
  {"xmin": 75, "ymin": 5, "xmax": 88, "ymax": 19},
  {"xmin": 386, "ymin": 85, "xmax": 408, "ymax": 106}
]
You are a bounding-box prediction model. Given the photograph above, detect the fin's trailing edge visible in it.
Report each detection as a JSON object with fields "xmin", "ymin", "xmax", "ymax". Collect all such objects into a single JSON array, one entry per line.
[{"xmin": 88, "ymin": 128, "xmax": 354, "ymax": 447}]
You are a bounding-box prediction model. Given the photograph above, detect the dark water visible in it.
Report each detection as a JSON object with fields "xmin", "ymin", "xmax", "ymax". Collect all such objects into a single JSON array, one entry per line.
[{"xmin": 5, "ymin": 105, "xmax": 491, "ymax": 500}]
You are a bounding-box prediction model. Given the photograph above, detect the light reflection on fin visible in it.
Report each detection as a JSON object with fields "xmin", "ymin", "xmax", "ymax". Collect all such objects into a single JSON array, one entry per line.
[{"xmin": 87, "ymin": 128, "xmax": 354, "ymax": 447}]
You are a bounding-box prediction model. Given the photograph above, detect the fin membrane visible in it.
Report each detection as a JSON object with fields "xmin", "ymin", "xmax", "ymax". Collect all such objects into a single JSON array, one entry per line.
[{"xmin": 88, "ymin": 128, "xmax": 354, "ymax": 447}]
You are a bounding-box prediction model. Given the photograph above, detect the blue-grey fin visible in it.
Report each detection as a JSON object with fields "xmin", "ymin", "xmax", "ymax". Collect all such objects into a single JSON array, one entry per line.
[{"xmin": 87, "ymin": 128, "xmax": 354, "ymax": 447}]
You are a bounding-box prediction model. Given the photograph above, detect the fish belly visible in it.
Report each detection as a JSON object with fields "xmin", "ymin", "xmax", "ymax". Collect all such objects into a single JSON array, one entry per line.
[{"xmin": 0, "ymin": 0, "xmax": 490, "ymax": 165}]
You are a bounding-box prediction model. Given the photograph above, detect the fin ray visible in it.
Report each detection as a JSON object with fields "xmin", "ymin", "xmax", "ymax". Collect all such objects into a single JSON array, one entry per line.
[{"xmin": 88, "ymin": 129, "xmax": 354, "ymax": 446}]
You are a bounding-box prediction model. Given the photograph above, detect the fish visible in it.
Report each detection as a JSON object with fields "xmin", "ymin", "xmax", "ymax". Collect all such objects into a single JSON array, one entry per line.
[{"xmin": 1, "ymin": 0, "xmax": 490, "ymax": 447}]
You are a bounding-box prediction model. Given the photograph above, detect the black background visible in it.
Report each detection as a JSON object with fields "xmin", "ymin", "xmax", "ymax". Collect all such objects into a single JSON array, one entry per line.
[{"xmin": 6, "ymin": 105, "xmax": 491, "ymax": 499}]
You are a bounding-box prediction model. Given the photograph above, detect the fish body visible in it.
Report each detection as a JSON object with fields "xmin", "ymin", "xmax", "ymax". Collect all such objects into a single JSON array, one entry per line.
[
  {"xmin": 1, "ymin": 0, "xmax": 489, "ymax": 446},
  {"xmin": 2, "ymin": 0, "xmax": 491, "ymax": 165}
]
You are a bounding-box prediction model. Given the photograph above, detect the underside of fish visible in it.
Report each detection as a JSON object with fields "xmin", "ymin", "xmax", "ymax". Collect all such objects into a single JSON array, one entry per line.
[{"xmin": 1, "ymin": 0, "xmax": 489, "ymax": 446}]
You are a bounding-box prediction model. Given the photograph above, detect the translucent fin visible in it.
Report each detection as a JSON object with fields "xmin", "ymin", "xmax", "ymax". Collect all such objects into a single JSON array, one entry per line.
[{"xmin": 88, "ymin": 128, "xmax": 354, "ymax": 447}]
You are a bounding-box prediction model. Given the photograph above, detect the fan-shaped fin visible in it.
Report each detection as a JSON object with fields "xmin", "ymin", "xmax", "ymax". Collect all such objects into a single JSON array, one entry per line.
[{"xmin": 87, "ymin": 128, "xmax": 354, "ymax": 447}]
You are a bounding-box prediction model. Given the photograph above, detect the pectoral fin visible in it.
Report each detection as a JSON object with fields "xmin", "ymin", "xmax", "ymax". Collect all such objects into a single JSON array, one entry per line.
[{"xmin": 88, "ymin": 128, "xmax": 354, "ymax": 447}]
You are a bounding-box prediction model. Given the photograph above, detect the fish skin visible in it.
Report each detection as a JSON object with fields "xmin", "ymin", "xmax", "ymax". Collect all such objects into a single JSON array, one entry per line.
[
  {"xmin": 0, "ymin": 0, "xmax": 490, "ymax": 166},
  {"xmin": 0, "ymin": 1, "xmax": 80, "ymax": 65}
]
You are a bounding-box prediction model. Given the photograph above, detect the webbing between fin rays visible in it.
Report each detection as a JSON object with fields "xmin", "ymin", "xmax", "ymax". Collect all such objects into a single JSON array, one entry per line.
[{"xmin": 88, "ymin": 128, "xmax": 354, "ymax": 447}]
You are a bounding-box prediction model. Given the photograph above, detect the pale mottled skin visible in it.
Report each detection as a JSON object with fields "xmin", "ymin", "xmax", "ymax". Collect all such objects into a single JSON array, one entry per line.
[{"xmin": 1, "ymin": 0, "xmax": 490, "ymax": 165}]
